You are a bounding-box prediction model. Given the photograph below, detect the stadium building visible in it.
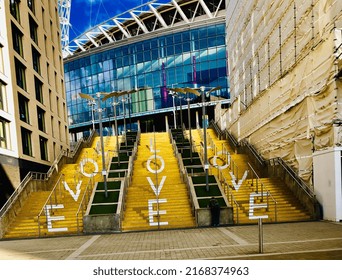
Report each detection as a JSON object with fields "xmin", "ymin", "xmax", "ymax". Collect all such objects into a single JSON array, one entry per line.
[{"xmin": 63, "ymin": 0, "xmax": 229, "ymax": 141}]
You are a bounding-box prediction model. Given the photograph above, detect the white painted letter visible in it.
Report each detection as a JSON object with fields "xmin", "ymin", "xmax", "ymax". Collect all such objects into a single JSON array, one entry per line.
[
  {"xmin": 248, "ymin": 192, "xmax": 269, "ymax": 220},
  {"xmin": 212, "ymin": 151, "xmax": 231, "ymax": 170},
  {"xmin": 79, "ymin": 158, "xmax": 99, "ymax": 177},
  {"xmin": 148, "ymin": 199, "xmax": 168, "ymax": 226},
  {"xmin": 146, "ymin": 155, "xmax": 165, "ymax": 174},
  {"xmin": 147, "ymin": 176, "xmax": 167, "ymax": 196},
  {"xmin": 63, "ymin": 180, "xmax": 82, "ymax": 201},
  {"xmin": 230, "ymin": 170, "xmax": 248, "ymax": 191},
  {"xmin": 44, "ymin": 204, "xmax": 68, "ymax": 232}
]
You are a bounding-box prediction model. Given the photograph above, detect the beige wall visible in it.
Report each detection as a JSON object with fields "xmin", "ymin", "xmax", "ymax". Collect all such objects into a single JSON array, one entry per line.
[
  {"xmin": 0, "ymin": 0, "xmax": 69, "ymax": 192},
  {"xmin": 224, "ymin": 0, "xmax": 342, "ymax": 184},
  {"xmin": 4, "ymin": 0, "xmax": 69, "ymax": 168}
]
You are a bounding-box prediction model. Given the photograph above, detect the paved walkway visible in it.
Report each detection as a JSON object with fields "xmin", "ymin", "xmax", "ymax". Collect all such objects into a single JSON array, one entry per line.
[{"xmin": 0, "ymin": 221, "xmax": 341, "ymax": 260}]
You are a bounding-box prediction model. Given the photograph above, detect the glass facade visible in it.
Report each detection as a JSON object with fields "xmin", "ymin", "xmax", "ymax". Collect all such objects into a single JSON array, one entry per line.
[{"xmin": 64, "ymin": 23, "xmax": 228, "ymax": 133}]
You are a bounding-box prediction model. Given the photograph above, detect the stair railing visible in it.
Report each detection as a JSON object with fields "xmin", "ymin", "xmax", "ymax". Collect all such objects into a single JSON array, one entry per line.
[
  {"xmin": 266, "ymin": 190, "xmax": 278, "ymax": 222},
  {"xmin": 247, "ymin": 162, "xmax": 279, "ymax": 221},
  {"xmin": 37, "ymin": 174, "xmax": 65, "ymax": 237},
  {"xmin": 232, "ymin": 195, "xmax": 240, "ymax": 225},
  {"xmin": 240, "ymin": 139, "xmax": 266, "ymax": 177},
  {"xmin": 209, "ymin": 120, "xmax": 224, "ymax": 140},
  {"xmin": 218, "ymin": 169, "xmax": 240, "ymax": 224},
  {"xmin": 272, "ymin": 157, "xmax": 315, "ymax": 198},
  {"xmin": 223, "ymin": 129, "xmax": 239, "ymax": 153},
  {"xmin": 76, "ymin": 177, "xmax": 94, "ymax": 233},
  {"xmin": 247, "ymin": 162, "xmax": 264, "ymax": 200},
  {"xmin": 0, "ymin": 172, "xmax": 39, "ymax": 217},
  {"xmin": 269, "ymin": 157, "xmax": 321, "ymax": 219}
]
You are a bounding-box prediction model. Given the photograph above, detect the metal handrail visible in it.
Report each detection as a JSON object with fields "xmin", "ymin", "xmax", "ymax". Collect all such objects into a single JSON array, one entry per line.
[
  {"xmin": 275, "ymin": 157, "xmax": 315, "ymax": 198},
  {"xmin": 209, "ymin": 120, "xmax": 223, "ymax": 140},
  {"xmin": 0, "ymin": 130, "xmax": 96, "ymax": 221},
  {"xmin": 266, "ymin": 190, "xmax": 278, "ymax": 222},
  {"xmin": 247, "ymin": 162, "xmax": 264, "ymax": 196},
  {"xmin": 76, "ymin": 177, "xmax": 93, "ymax": 233},
  {"xmin": 241, "ymin": 139, "xmax": 265, "ymax": 167},
  {"xmin": 37, "ymin": 174, "xmax": 65, "ymax": 237},
  {"xmin": 224, "ymin": 129, "xmax": 239, "ymax": 149},
  {"xmin": 232, "ymin": 195, "xmax": 240, "ymax": 224},
  {"xmin": 0, "ymin": 172, "xmax": 33, "ymax": 217}
]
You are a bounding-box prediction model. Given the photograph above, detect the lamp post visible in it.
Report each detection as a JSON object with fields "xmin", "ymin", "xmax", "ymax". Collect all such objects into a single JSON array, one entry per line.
[
  {"xmin": 88, "ymin": 100, "xmax": 96, "ymax": 131},
  {"xmin": 121, "ymin": 95, "xmax": 127, "ymax": 146},
  {"xmin": 104, "ymin": 91, "xmax": 126, "ymax": 167},
  {"xmin": 185, "ymin": 86, "xmax": 221, "ymax": 192},
  {"xmin": 102, "ymin": 88, "xmax": 145, "ymax": 162},
  {"xmin": 169, "ymin": 90, "xmax": 177, "ymax": 129},
  {"xmin": 178, "ymin": 88, "xmax": 198, "ymax": 163},
  {"xmin": 79, "ymin": 92, "xmax": 109, "ymax": 198},
  {"xmin": 200, "ymin": 86, "xmax": 209, "ymax": 191},
  {"xmin": 178, "ymin": 95, "xmax": 184, "ymax": 130}
]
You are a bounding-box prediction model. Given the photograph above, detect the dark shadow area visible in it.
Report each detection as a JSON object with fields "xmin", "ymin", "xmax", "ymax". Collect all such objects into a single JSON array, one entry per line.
[{"xmin": 0, "ymin": 164, "xmax": 15, "ymax": 209}]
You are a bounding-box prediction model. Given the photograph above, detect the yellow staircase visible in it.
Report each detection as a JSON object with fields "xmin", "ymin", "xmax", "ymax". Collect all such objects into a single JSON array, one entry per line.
[
  {"xmin": 122, "ymin": 132, "xmax": 195, "ymax": 231},
  {"xmin": 3, "ymin": 136, "xmax": 119, "ymax": 239},
  {"xmin": 192, "ymin": 128, "xmax": 311, "ymax": 224}
]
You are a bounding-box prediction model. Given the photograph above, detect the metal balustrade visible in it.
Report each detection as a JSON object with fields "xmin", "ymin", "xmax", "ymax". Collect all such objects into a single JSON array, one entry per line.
[{"xmin": 37, "ymin": 174, "xmax": 65, "ymax": 237}]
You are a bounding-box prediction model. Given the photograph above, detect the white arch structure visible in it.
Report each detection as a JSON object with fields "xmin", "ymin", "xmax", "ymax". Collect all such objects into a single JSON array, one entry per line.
[{"xmin": 61, "ymin": 0, "xmax": 225, "ymax": 58}]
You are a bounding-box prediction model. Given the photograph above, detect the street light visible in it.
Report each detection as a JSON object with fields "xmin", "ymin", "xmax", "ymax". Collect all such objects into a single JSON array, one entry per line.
[
  {"xmin": 102, "ymin": 91, "xmax": 126, "ymax": 167},
  {"xmin": 180, "ymin": 86, "xmax": 221, "ymax": 192},
  {"xmin": 102, "ymin": 87, "xmax": 146, "ymax": 160},
  {"xmin": 182, "ymin": 88, "xmax": 201, "ymax": 163},
  {"xmin": 168, "ymin": 90, "xmax": 177, "ymax": 129},
  {"xmin": 87, "ymin": 100, "xmax": 96, "ymax": 131},
  {"xmin": 79, "ymin": 92, "xmax": 109, "ymax": 197},
  {"xmin": 199, "ymin": 86, "xmax": 221, "ymax": 191}
]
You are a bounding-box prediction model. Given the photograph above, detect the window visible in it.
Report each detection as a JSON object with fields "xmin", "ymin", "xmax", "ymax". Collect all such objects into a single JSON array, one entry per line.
[
  {"xmin": 10, "ymin": 0, "xmax": 20, "ymax": 22},
  {"xmin": 0, "ymin": 80, "xmax": 6, "ymax": 111},
  {"xmin": 39, "ymin": 136, "xmax": 48, "ymax": 160},
  {"xmin": 42, "ymin": 7, "xmax": 46, "ymax": 30},
  {"xmin": 12, "ymin": 23, "xmax": 23, "ymax": 57},
  {"xmin": 0, "ymin": 44, "xmax": 4, "ymax": 73},
  {"xmin": 34, "ymin": 76, "xmax": 43, "ymax": 103},
  {"xmin": 32, "ymin": 46, "xmax": 41, "ymax": 74},
  {"xmin": 37, "ymin": 106, "xmax": 45, "ymax": 132},
  {"xmin": 15, "ymin": 58, "xmax": 26, "ymax": 90},
  {"xmin": 27, "ymin": 0, "xmax": 35, "ymax": 14},
  {"xmin": 18, "ymin": 93, "xmax": 29, "ymax": 123},
  {"xmin": 0, "ymin": 118, "xmax": 8, "ymax": 149},
  {"xmin": 29, "ymin": 16, "xmax": 38, "ymax": 44},
  {"xmin": 21, "ymin": 127, "xmax": 32, "ymax": 156}
]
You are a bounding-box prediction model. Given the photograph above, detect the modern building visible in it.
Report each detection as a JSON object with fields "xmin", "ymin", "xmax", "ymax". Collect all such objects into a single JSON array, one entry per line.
[
  {"xmin": 223, "ymin": 0, "xmax": 342, "ymax": 221},
  {"xmin": 0, "ymin": 0, "xmax": 69, "ymax": 207},
  {"xmin": 63, "ymin": 0, "xmax": 229, "ymax": 141}
]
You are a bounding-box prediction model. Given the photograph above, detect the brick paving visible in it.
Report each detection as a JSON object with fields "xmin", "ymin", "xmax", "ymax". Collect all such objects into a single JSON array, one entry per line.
[{"xmin": 0, "ymin": 221, "xmax": 341, "ymax": 260}]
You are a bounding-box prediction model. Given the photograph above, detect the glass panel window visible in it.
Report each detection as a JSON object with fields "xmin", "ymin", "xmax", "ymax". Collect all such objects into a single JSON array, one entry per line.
[
  {"xmin": 32, "ymin": 46, "xmax": 41, "ymax": 74},
  {"xmin": 29, "ymin": 16, "xmax": 38, "ymax": 44},
  {"xmin": 10, "ymin": 0, "xmax": 20, "ymax": 22},
  {"xmin": 0, "ymin": 80, "xmax": 6, "ymax": 111},
  {"xmin": 27, "ymin": 0, "xmax": 35, "ymax": 14},
  {"xmin": 21, "ymin": 127, "xmax": 32, "ymax": 156},
  {"xmin": 0, "ymin": 45, "xmax": 4, "ymax": 73},
  {"xmin": 18, "ymin": 93, "xmax": 29, "ymax": 123},
  {"xmin": 39, "ymin": 136, "xmax": 48, "ymax": 160},
  {"xmin": 15, "ymin": 58, "xmax": 26, "ymax": 90},
  {"xmin": 0, "ymin": 118, "xmax": 8, "ymax": 149},
  {"xmin": 11, "ymin": 23, "xmax": 24, "ymax": 57},
  {"xmin": 37, "ymin": 107, "xmax": 45, "ymax": 132},
  {"xmin": 34, "ymin": 76, "xmax": 43, "ymax": 103}
]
